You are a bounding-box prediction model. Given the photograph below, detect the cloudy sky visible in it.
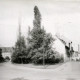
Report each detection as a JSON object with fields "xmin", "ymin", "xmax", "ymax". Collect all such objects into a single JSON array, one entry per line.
[{"xmin": 0, "ymin": 0, "xmax": 80, "ymax": 50}]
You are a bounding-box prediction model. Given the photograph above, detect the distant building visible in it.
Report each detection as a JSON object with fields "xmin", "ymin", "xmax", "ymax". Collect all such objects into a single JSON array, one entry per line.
[
  {"xmin": 71, "ymin": 44, "xmax": 80, "ymax": 61},
  {"xmin": 72, "ymin": 51, "xmax": 80, "ymax": 61},
  {"xmin": 0, "ymin": 47, "xmax": 13, "ymax": 53}
]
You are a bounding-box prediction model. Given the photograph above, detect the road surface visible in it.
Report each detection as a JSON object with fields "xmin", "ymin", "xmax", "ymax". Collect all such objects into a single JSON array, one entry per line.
[{"xmin": 0, "ymin": 61, "xmax": 80, "ymax": 80}]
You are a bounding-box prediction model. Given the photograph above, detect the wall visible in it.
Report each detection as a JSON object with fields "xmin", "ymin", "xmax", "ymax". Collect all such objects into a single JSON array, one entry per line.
[{"xmin": 53, "ymin": 36, "xmax": 67, "ymax": 60}]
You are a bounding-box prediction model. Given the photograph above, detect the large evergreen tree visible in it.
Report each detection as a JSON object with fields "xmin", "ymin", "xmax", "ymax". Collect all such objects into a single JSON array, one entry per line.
[
  {"xmin": 27, "ymin": 6, "xmax": 55, "ymax": 64},
  {"xmin": 11, "ymin": 36, "xmax": 28, "ymax": 63},
  {"xmin": 11, "ymin": 20, "xmax": 28, "ymax": 63},
  {"xmin": 11, "ymin": 6, "xmax": 63, "ymax": 64}
]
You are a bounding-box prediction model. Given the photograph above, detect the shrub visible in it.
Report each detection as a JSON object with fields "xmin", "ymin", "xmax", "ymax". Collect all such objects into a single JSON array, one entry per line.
[
  {"xmin": 0, "ymin": 48, "xmax": 4, "ymax": 62},
  {"xmin": 5, "ymin": 56, "xmax": 10, "ymax": 61},
  {"xmin": 11, "ymin": 36, "xmax": 29, "ymax": 64}
]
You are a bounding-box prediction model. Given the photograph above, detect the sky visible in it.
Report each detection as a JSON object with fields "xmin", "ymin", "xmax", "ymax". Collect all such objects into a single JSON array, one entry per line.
[{"xmin": 0, "ymin": 0, "xmax": 80, "ymax": 50}]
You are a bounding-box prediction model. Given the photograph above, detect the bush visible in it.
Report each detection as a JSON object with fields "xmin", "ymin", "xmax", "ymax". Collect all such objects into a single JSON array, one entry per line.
[
  {"xmin": 0, "ymin": 48, "xmax": 4, "ymax": 62},
  {"xmin": 11, "ymin": 36, "xmax": 29, "ymax": 64},
  {"xmin": 31, "ymin": 51, "xmax": 64, "ymax": 65},
  {"xmin": 11, "ymin": 49, "xmax": 30, "ymax": 64},
  {"xmin": 5, "ymin": 56, "xmax": 10, "ymax": 61},
  {"xmin": 0, "ymin": 57, "xmax": 4, "ymax": 62}
]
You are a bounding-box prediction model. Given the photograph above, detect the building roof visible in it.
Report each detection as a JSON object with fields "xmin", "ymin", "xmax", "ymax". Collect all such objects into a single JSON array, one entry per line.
[{"xmin": 55, "ymin": 34, "xmax": 72, "ymax": 47}]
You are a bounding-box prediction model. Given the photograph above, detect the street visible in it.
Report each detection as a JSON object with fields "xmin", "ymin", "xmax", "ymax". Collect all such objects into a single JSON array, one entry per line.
[{"xmin": 0, "ymin": 61, "xmax": 80, "ymax": 80}]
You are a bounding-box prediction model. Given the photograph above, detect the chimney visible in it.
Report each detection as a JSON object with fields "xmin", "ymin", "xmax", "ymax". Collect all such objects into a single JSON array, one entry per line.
[
  {"xmin": 69, "ymin": 43, "xmax": 70, "ymax": 50},
  {"xmin": 71, "ymin": 42, "xmax": 72, "ymax": 49}
]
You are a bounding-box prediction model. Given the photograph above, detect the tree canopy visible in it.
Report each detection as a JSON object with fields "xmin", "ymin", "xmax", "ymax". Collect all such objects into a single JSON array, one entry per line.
[
  {"xmin": 11, "ymin": 6, "xmax": 63, "ymax": 64},
  {"xmin": 27, "ymin": 6, "xmax": 57, "ymax": 64}
]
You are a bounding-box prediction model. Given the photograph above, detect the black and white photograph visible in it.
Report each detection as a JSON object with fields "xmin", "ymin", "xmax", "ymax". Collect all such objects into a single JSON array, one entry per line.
[{"xmin": 0, "ymin": 0, "xmax": 80, "ymax": 80}]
